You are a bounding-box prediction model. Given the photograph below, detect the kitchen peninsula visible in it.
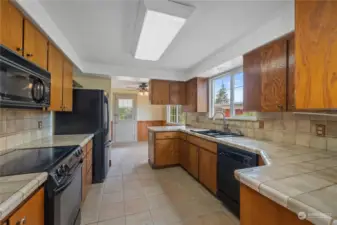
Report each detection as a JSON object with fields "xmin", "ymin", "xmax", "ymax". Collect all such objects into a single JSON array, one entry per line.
[{"xmin": 148, "ymin": 126, "xmax": 337, "ymax": 225}]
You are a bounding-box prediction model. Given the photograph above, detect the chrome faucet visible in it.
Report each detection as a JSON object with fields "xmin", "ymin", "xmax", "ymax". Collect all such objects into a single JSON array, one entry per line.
[{"xmin": 212, "ymin": 111, "xmax": 230, "ymax": 132}]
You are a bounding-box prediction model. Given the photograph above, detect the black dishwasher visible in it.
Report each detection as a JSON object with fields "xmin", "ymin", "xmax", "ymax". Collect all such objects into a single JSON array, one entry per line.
[{"xmin": 217, "ymin": 144, "xmax": 258, "ymax": 218}]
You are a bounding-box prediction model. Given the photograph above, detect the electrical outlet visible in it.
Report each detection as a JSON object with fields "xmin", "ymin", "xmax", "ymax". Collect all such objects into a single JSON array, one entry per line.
[
  {"xmin": 316, "ymin": 124, "xmax": 326, "ymax": 137},
  {"xmin": 38, "ymin": 121, "xmax": 43, "ymax": 129}
]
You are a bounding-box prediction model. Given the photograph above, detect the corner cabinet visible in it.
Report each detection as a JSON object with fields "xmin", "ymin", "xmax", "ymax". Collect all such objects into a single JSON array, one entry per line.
[
  {"xmin": 48, "ymin": 43, "xmax": 73, "ymax": 112},
  {"xmin": 295, "ymin": 0, "xmax": 337, "ymax": 109},
  {"xmin": 243, "ymin": 33, "xmax": 294, "ymax": 112}
]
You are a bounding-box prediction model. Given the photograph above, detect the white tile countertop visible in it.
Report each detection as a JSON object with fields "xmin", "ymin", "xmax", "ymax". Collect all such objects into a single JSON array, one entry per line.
[
  {"xmin": 148, "ymin": 126, "xmax": 337, "ymax": 225},
  {"xmin": 0, "ymin": 173, "xmax": 48, "ymax": 221}
]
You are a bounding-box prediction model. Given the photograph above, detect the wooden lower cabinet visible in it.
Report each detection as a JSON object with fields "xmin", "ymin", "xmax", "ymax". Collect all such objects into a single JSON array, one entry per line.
[
  {"xmin": 155, "ymin": 139, "xmax": 179, "ymax": 166},
  {"xmin": 82, "ymin": 139, "xmax": 93, "ymax": 203},
  {"xmin": 199, "ymin": 148, "xmax": 217, "ymax": 194},
  {"xmin": 241, "ymin": 184, "xmax": 313, "ymax": 225},
  {"xmin": 188, "ymin": 143, "xmax": 199, "ymax": 179},
  {"xmin": 179, "ymin": 139, "xmax": 189, "ymax": 170},
  {"xmin": 8, "ymin": 187, "xmax": 44, "ymax": 225}
]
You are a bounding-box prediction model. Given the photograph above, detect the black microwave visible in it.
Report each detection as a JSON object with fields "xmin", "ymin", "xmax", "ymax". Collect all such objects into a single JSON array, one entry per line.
[{"xmin": 0, "ymin": 45, "xmax": 51, "ymax": 108}]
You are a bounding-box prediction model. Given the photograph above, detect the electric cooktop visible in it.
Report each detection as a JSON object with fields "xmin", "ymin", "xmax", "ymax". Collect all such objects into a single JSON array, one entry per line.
[{"xmin": 0, "ymin": 146, "xmax": 79, "ymax": 177}]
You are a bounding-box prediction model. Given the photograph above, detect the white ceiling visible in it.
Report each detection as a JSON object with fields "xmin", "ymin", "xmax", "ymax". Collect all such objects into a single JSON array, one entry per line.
[{"xmin": 37, "ymin": 0, "xmax": 288, "ymax": 76}]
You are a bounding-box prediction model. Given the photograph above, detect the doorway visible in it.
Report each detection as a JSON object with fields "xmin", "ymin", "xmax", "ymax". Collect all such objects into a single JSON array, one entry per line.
[{"xmin": 113, "ymin": 94, "xmax": 137, "ymax": 143}]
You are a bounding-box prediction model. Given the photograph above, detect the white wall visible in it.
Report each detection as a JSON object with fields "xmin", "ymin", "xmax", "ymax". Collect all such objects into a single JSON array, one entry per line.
[
  {"xmin": 185, "ymin": 1, "xmax": 295, "ymax": 79},
  {"xmin": 110, "ymin": 88, "xmax": 166, "ymax": 121},
  {"xmin": 137, "ymin": 95, "xmax": 166, "ymax": 121}
]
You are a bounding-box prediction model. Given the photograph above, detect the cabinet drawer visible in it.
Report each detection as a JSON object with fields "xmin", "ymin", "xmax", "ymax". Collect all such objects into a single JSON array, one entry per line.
[
  {"xmin": 8, "ymin": 187, "xmax": 44, "ymax": 225},
  {"xmin": 86, "ymin": 148, "xmax": 93, "ymax": 172},
  {"xmin": 156, "ymin": 132, "xmax": 180, "ymax": 139},
  {"xmin": 187, "ymin": 135, "xmax": 217, "ymax": 154}
]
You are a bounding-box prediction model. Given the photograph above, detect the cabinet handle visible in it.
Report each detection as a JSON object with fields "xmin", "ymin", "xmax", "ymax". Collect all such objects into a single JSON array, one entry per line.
[
  {"xmin": 16, "ymin": 217, "xmax": 26, "ymax": 225},
  {"xmin": 16, "ymin": 47, "xmax": 23, "ymax": 52},
  {"xmin": 26, "ymin": 53, "xmax": 33, "ymax": 57}
]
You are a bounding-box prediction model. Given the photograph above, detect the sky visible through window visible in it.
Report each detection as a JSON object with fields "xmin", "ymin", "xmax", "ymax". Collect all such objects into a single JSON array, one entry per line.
[{"xmin": 214, "ymin": 72, "xmax": 243, "ymax": 103}]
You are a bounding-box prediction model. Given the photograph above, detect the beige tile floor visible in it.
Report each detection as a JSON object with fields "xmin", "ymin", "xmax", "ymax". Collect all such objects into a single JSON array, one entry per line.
[{"xmin": 81, "ymin": 142, "xmax": 240, "ymax": 225}]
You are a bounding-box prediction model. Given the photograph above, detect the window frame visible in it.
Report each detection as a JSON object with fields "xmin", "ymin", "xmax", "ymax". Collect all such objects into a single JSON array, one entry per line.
[
  {"xmin": 166, "ymin": 105, "xmax": 185, "ymax": 124},
  {"xmin": 209, "ymin": 66, "xmax": 256, "ymax": 120}
]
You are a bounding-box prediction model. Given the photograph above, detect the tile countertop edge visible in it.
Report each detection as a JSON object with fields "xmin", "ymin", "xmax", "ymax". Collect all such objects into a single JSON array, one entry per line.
[
  {"xmin": 148, "ymin": 126, "xmax": 336, "ymax": 225},
  {"xmin": 0, "ymin": 172, "xmax": 48, "ymax": 221}
]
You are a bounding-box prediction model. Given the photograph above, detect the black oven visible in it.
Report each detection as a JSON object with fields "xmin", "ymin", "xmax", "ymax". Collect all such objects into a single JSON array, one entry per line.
[{"xmin": 0, "ymin": 45, "xmax": 50, "ymax": 108}]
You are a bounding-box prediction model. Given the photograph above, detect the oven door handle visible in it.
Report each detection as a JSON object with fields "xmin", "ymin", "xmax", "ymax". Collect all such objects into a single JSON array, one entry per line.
[{"xmin": 54, "ymin": 163, "xmax": 82, "ymax": 195}]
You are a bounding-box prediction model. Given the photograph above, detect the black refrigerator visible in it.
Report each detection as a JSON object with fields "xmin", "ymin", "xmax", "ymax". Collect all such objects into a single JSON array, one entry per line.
[{"xmin": 54, "ymin": 89, "xmax": 110, "ymax": 183}]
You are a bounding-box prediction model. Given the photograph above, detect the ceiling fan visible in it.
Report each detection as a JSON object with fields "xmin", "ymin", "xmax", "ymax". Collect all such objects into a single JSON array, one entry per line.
[{"xmin": 125, "ymin": 83, "xmax": 149, "ymax": 96}]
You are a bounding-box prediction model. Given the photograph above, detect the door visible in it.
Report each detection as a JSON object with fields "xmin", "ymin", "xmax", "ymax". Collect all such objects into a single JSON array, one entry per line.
[
  {"xmin": 199, "ymin": 148, "xmax": 217, "ymax": 194},
  {"xmin": 169, "ymin": 81, "xmax": 186, "ymax": 105},
  {"xmin": 24, "ymin": 19, "xmax": 48, "ymax": 70},
  {"xmin": 0, "ymin": 0, "xmax": 23, "ymax": 55},
  {"xmin": 243, "ymin": 49, "xmax": 261, "ymax": 111},
  {"xmin": 260, "ymin": 38, "xmax": 287, "ymax": 112},
  {"xmin": 62, "ymin": 59, "xmax": 73, "ymax": 111},
  {"xmin": 155, "ymin": 139, "xmax": 179, "ymax": 166},
  {"xmin": 114, "ymin": 94, "xmax": 137, "ymax": 143},
  {"xmin": 188, "ymin": 143, "xmax": 199, "ymax": 179},
  {"xmin": 48, "ymin": 44, "xmax": 64, "ymax": 111}
]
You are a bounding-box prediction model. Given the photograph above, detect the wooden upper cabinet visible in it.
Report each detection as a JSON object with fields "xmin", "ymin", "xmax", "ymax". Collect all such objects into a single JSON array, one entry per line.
[
  {"xmin": 9, "ymin": 187, "xmax": 44, "ymax": 225},
  {"xmin": 0, "ymin": 0, "xmax": 23, "ymax": 54},
  {"xmin": 199, "ymin": 148, "xmax": 217, "ymax": 194},
  {"xmin": 48, "ymin": 44, "xmax": 64, "ymax": 111},
  {"xmin": 62, "ymin": 59, "xmax": 73, "ymax": 112},
  {"xmin": 184, "ymin": 78, "xmax": 208, "ymax": 113},
  {"xmin": 287, "ymin": 33, "xmax": 295, "ymax": 111},
  {"xmin": 169, "ymin": 81, "xmax": 186, "ymax": 105},
  {"xmin": 23, "ymin": 19, "xmax": 48, "ymax": 69},
  {"xmin": 149, "ymin": 79, "xmax": 170, "ymax": 105},
  {"xmin": 243, "ymin": 49, "xmax": 261, "ymax": 111},
  {"xmin": 295, "ymin": 0, "xmax": 337, "ymax": 109},
  {"xmin": 244, "ymin": 32, "xmax": 294, "ymax": 112},
  {"xmin": 260, "ymin": 38, "xmax": 287, "ymax": 112}
]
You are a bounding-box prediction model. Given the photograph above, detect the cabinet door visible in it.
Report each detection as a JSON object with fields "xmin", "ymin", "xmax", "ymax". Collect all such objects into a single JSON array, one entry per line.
[
  {"xmin": 179, "ymin": 139, "xmax": 189, "ymax": 170},
  {"xmin": 0, "ymin": 0, "xmax": 23, "ymax": 55},
  {"xmin": 243, "ymin": 50, "xmax": 261, "ymax": 111},
  {"xmin": 148, "ymin": 131, "xmax": 155, "ymax": 164},
  {"xmin": 62, "ymin": 59, "xmax": 73, "ymax": 111},
  {"xmin": 48, "ymin": 44, "xmax": 64, "ymax": 111},
  {"xmin": 199, "ymin": 148, "xmax": 217, "ymax": 194},
  {"xmin": 260, "ymin": 38, "xmax": 287, "ymax": 112},
  {"xmin": 169, "ymin": 81, "xmax": 186, "ymax": 105},
  {"xmin": 184, "ymin": 78, "xmax": 197, "ymax": 112},
  {"xmin": 24, "ymin": 20, "xmax": 48, "ymax": 69},
  {"xmin": 295, "ymin": 0, "xmax": 337, "ymax": 109},
  {"xmin": 150, "ymin": 80, "xmax": 170, "ymax": 105},
  {"xmin": 287, "ymin": 33, "xmax": 295, "ymax": 111},
  {"xmin": 188, "ymin": 143, "xmax": 199, "ymax": 179},
  {"xmin": 155, "ymin": 139, "xmax": 179, "ymax": 166},
  {"xmin": 82, "ymin": 157, "xmax": 87, "ymax": 202},
  {"xmin": 9, "ymin": 187, "xmax": 44, "ymax": 225}
]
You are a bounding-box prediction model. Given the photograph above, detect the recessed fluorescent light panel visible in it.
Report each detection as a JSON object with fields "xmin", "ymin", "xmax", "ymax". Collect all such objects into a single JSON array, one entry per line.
[{"xmin": 135, "ymin": 10, "xmax": 186, "ymax": 61}]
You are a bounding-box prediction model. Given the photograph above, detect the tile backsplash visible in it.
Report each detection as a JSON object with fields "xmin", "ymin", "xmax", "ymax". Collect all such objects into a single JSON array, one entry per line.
[
  {"xmin": 0, "ymin": 108, "xmax": 52, "ymax": 152},
  {"xmin": 186, "ymin": 112, "xmax": 337, "ymax": 151}
]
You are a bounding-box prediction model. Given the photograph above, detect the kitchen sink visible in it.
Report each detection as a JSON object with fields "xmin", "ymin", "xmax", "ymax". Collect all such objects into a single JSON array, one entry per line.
[{"xmin": 190, "ymin": 129, "xmax": 243, "ymax": 138}]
